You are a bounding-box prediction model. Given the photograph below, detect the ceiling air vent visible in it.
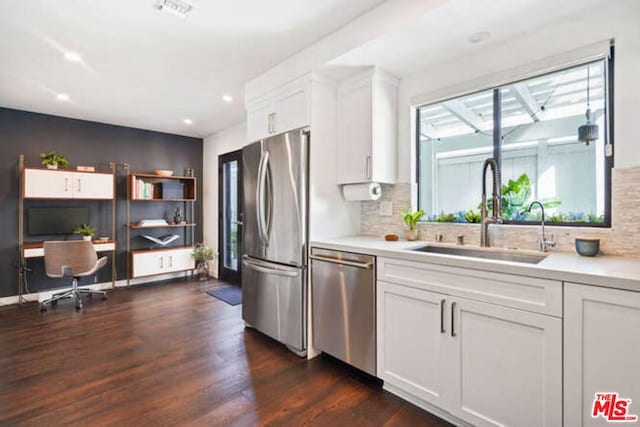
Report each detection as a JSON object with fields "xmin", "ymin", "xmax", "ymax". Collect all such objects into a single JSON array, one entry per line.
[{"xmin": 154, "ymin": 0, "xmax": 194, "ymax": 18}]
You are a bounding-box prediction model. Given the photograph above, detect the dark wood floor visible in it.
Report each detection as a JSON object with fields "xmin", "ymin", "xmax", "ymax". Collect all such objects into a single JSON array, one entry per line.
[{"xmin": 0, "ymin": 279, "xmax": 450, "ymax": 426}]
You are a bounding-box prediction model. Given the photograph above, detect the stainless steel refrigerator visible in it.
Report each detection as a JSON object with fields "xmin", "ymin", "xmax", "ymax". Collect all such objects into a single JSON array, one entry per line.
[{"xmin": 241, "ymin": 127, "xmax": 309, "ymax": 356}]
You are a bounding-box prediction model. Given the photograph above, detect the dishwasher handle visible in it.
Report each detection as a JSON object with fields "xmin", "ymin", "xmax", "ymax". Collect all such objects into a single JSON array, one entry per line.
[{"xmin": 309, "ymin": 254, "xmax": 373, "ymax": 269}]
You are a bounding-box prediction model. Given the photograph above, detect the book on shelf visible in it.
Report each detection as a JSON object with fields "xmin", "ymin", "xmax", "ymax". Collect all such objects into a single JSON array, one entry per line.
[{"xmin": 132, "ymin": 177, "xmax": 159, "ymax": 200}]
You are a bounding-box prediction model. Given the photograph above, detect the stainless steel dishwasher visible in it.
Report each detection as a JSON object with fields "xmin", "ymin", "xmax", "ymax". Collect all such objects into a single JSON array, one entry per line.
[{"xmin": 310, "ymin": 247, "xmax": 376, "ymax": 376}]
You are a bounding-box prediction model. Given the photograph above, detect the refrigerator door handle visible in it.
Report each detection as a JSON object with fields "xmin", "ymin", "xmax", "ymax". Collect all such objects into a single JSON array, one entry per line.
[
  {"xmin": 242, "ymin": 255, "xmax": 299, "ymax": 277},
  {"xmin": 258, "ymin": 150, "xmax": 270, "ymax": 244}
]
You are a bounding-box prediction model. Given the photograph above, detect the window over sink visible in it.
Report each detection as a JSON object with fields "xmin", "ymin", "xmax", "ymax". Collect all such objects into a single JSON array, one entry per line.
[{"xmin": 416, "ymin": 48, "xmax": 614, "ymax": 227}]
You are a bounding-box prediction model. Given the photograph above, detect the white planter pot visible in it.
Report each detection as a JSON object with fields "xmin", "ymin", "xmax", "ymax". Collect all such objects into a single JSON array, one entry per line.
[{"xmin": 82, "ymin": 235, "xmax": 92, "ymax": 241}]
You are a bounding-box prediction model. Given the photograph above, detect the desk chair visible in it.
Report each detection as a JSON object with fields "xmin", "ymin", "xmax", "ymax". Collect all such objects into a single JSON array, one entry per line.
[{"xmin": 41, "ymin": 240, "xmax": 109, "ymax": 312}]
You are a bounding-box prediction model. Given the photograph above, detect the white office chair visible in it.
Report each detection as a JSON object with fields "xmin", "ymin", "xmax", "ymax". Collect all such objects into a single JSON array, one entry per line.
[{"xmin": 41, "ymin": 240, "xmax": 109, "ymax": 312}]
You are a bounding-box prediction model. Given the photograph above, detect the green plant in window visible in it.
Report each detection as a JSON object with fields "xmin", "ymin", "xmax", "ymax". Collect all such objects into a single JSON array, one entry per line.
[
  {"xmin": 464, "ymin": 209, "xmax": 481, "ymax": 224},
  {"xmin": 434, "ymin": 211, "xmax": 456, "ymax": 223},
  {"xmin": 400, "ymin": 209, "xmax": 425, "ymax": 230},
  {"xmin": 481, "ymin": 173, "xmax": 562, "ymax": 220}
]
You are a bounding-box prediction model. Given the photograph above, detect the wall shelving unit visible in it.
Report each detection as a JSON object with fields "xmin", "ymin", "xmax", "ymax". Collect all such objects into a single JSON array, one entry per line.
[
  {"xmin": 124, "ymin": 165, "xmax": 196, "ymax": 285},
  {"xmin": 17, "ymin": 154, "xmax": 117, "ymax": 305}
]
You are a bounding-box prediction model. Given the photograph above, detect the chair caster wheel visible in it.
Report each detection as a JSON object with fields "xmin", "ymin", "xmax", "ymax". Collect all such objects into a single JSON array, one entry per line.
[
  {"xmin": 102, "ymin": 295, "xmax": 108, "ymax": 301},
  {"xmin": 75, "ymin": 304, "xmax": 82, "ymax": 311}
]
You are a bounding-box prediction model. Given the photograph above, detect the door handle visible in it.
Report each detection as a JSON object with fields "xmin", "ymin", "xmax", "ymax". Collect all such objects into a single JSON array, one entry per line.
[
  {"xmin": 64, "ymin": 177, "xmax": 69, "ymax": 192},
  {"xmin": 160, "ymin": 257, "xmax": 164, "ymax": 269},
  {"xmin": 256, "ymin": 151, "xmax": 266, "ymax": 243},
  {"xmin": 440, "ymin": 299, "xmax": 446, "ymax": 334},
  {"xmin": 271, "ymin": 112, "xmax": 277, "ymax": 134},
  {"xmin": 77, "ymin": 178, "xmax": 82, "ymax": 192},
  {"xmin": 451, "ymin": 301, "xmax": 457, "ymax": 337},
  {"xmin": 257, "ymin": 151, "xmax": 270, "ymax": 244},
  {"xmin": 242, "ymin": 255, "xmax": 298, "ymax": 277},
  {"xmin": 232, "ymin": 220, "xmax": 243, "ymax": 226},
  {"xmin": 309, "ymin": 254, "xmax": 372, "ymax": 269},
  {"xmin": 366, "ymin": 155, "xmax": 372, "ymax": 180},
  {"xmin": 168, "ymin": 256, "xmax": 173, "ymax": 268}
]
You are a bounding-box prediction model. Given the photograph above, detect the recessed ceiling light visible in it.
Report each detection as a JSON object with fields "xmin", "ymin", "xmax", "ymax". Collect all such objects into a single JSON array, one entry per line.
[
  {"xmin": 56, "ymin": 93, "xmax": 70, "ymax": 102},
  {"xmin": 64, "ymin": 51, "xmax": 82, "ymax": 62},
  {"xmin": 183, "ymin": 119, "xmax": 193, "ymax": 125},
  {"xmin": 469, "ymin": 31, "xmax": 491, "ymax": 44},
  {"xmin": 222, "ymin": 94, "xmax": 233, "ymax": 103}
]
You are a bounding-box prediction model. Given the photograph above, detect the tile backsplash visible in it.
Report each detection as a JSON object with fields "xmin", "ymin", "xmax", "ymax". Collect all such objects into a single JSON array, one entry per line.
[{"xmin": 361, "ymin": 167, "xmax": 640, "ymax": 256}]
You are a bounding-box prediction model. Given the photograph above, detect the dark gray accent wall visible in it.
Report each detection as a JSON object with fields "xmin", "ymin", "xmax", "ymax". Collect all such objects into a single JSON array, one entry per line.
[{"xmin": 0, "ymin": 107, "xmax": 203, "ymax": 298}]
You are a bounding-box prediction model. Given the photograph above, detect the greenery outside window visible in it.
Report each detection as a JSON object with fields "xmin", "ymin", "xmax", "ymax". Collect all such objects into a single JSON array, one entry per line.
[{"xmin": 416, "ymin": 52, "xmax": 613, "ymax": 227}]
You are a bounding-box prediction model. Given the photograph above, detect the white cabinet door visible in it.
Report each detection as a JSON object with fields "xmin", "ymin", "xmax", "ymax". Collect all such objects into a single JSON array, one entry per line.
[
  {"xmin": 336, "ymin": 80, "xmax": 372, "ymax": 184},
  {"xmin": 565, "ymin": 283, "xmax": 640, "ymax": 427},
  {"xmin": 377, "ymin": 281, "xmax": 449, "ymax": 408},
  {"xmin": 164, "ymin": 248, "xmax": 194, "ymax": 273},
  {"xmin": 272, "ymin": 83, "xmax": 309, "ymax": 135},
  {"xmin": 448, "ymin": 297, "xmax": 562, "ymax": 427},
  {"xmin": 131, "ymin": 251, "xmax": 165, "ymax": 278},
  {"xmin": 24, "ymin": 169, "xmax": 72, "ymax": 199},
  {"xmin": 247, "ymin": 100, "xmax": 271, "ymax": 142},
  {"xmin": 74, "ymin": 172, "xmax": 114, "ymax": 199}
]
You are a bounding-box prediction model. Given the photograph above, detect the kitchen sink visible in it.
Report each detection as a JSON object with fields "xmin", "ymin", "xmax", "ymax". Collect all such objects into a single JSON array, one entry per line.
[{"xmin": 411, "ymin": 245, "xmax": 548, "ymax": 264}]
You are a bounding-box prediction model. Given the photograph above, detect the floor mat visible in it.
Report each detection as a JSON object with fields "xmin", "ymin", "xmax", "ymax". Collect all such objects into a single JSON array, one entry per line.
[{"xmin": 206, "ymin": 285, "xmax": 242, "ymax": 306}]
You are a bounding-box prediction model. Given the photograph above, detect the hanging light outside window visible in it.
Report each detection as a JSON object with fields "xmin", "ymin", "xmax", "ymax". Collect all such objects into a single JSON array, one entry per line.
[{"xmin": 578, "ymin": 66, "xmax": 599, "ymax": 145}]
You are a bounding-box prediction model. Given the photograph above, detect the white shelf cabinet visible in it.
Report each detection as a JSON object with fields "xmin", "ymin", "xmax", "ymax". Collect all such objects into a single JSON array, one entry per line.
[
  {"xmin": 130, "ymin": 247, "xmax": 194, "ymax": 278},
  {"xmin": 564, "ymin": 283, "xmax": 640, "ymax": 427},
  {"xmin": 24, "ymin": 168, "xmax": 114, "ymax": 200},
  {"xmin": 246, "ymin": 76, "xmax": 309, "ymax": 142},
  {"xmin": 377, "ymin": 258, "xmax": 562, "ymax": 427},
  {"xmin": 336, "ymin": 68, "xmax": 398, "ymax": 184}
]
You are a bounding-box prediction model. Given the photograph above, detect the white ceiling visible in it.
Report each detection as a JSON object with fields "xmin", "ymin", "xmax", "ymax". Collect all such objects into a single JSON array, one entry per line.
[
  {"xmin": 0, "ymin": 0, "xmax": 385, "ymax": 137},
  {"xmin": 328, "ymin": 0, "xmax": 609, "ymax": 78}
]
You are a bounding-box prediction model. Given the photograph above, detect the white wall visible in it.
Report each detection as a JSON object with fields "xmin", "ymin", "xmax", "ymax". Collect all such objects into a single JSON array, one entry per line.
[
  {"xmin": 202, "ymin": 121, "xmax": 246, "ymax": 277},
  {"xmin": 397, "ymin": 0, "xmax": 640, "ymax": 184}
]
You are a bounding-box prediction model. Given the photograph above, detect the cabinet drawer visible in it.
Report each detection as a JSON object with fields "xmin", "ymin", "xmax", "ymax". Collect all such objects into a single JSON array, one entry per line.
[{"xmin": 378, "ymin": 257, "xmax": 562, "ymax": 317}]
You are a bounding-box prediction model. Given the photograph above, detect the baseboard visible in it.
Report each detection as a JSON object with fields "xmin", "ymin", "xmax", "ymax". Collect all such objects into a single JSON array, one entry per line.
[
  {"xmin": 383, "ymin": 383, "xmax": 470, "ymax": 427},
  {"xmin": 0, "ymin": 271, "xmax": 191, "ymax": 306}
]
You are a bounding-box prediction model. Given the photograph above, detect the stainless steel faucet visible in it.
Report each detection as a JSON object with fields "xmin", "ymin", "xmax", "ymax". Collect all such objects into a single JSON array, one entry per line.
[
  {"xmin": 527, "ymin": 201, "xmax": 556, "ymax": 252},
  {"xmin": 480, "ymin": 158, "xmax": 501, "ymax": 247}
]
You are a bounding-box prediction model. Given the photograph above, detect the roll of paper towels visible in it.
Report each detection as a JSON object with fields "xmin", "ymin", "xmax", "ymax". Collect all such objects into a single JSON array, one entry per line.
[{"xmin": 342, "ymin": 183, "xmax": 382, "ymax": 201}]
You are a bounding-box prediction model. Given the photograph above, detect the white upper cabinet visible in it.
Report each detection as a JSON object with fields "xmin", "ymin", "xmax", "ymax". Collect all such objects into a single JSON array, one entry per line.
[
  {"xmin": 246, "ymin": 76, "xmax": 310, "ymax": 142},
  {"xmin": 24, "ymin": 169, "xmax": 114, "ymax": 200},
  {"xmin": 336, "ymin": 68, "xmax": 398, "ymax": 184},
  {"xmin": 564, "ymin": 283, "xmax": 640, "ymax": 427}
]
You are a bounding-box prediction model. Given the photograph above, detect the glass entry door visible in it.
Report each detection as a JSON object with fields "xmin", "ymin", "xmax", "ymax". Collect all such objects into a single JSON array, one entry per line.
[{"xmin": 218, "ymin": 150, "xmax": 243, "ymax": 284}]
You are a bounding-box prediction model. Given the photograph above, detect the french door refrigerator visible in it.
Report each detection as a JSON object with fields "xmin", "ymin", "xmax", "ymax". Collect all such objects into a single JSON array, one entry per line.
[{"xmin": 241, "ymin": 127, "xmax": 309, "ymax": 356}]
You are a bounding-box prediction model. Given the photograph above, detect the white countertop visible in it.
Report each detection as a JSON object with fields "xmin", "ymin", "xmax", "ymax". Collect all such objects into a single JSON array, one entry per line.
[{"xmin": 310, "ymin": 236, "xmax": 640, "ymax": 293}]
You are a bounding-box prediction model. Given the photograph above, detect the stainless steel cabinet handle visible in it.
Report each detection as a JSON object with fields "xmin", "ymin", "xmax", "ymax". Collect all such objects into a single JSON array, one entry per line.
[
  {"xmin": 64, "ymin": 177, "xmax": 69, "ymax": 192},
  {"xmin": 271, "ymin": 112, "xmax": 277, "ymax": 134},
  {"xmin": 77, "ymin": 178, "xmax": 82, "ymax": 192},
  {"xmin": 169, "ymin": 256, "xmax": 173, "ymax": 267},
  {"xmin": 309, "ymin": 254, "xmax": 373, "ymax": 269},
  {"xmin": 365, "ymin": 155, "xmax": 372, "ymax": 180},
  {"xmin": 440, "ymin": 299, "xmax": 446, "ymax": 333},
  {"xmin": 160, "ymin": 257, "xmax": 164, "ymax": 269},
  {"xmin": 267, "ymin": 113, "xmax": 272, "ymax": 134},
  {"xmin": 451, "ymin": 301, "xmax": 457, "ymax": 337},
  {"xmin": 257, "ymin": 151, "xmax": 270, "ymax": 244}
]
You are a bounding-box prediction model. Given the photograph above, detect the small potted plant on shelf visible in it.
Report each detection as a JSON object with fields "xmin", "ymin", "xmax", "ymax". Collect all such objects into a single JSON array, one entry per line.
[
  {"xmin": 73, "ymin": 224, "xmax": 97, "ymax": 241},
  {"xmin": 192, "ymin": 243, "xmax": 216, "ymax": 281},
  {"xmin": 400, "ymin": 209, "xmax": 425, "ymax": 241},
  {"xmin": 39, "ymin": 151, "xmax": 69, "ymax": 169}
]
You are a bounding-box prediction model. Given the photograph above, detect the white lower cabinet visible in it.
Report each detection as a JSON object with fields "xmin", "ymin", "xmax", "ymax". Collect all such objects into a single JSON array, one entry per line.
[
  {"xmin": 131, "ymin": 247, "xmax": 194, "ymax": 278},
  {"xmin": 564, "ymin": 283, "xmax": 640, "ymax": 427},
  {"xmin": 378, "ymin": 279, "xmax": 562, "ymax": 427}
]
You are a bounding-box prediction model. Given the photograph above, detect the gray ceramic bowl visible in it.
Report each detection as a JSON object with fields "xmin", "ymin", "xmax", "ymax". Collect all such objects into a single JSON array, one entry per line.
[{"xmin": 575, "ymin": 237, "xmax": 600, "ymax": 257}]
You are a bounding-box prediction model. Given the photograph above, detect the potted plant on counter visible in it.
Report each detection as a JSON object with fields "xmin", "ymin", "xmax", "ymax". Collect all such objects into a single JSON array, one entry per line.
[
  {"xmin": 73, "ymin": 224, "xmax": 97, "ymax": 241},
  {"xmin": 192, "ymin": 243, "xmax": 216, "ymax": 281},
  {"xmin": 400, "ymin": 209, "xmax": 425, "ymax": 241},
  {"xmin": 39, "ymin": 151, "xmax": 69, "ymax": 169}
]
